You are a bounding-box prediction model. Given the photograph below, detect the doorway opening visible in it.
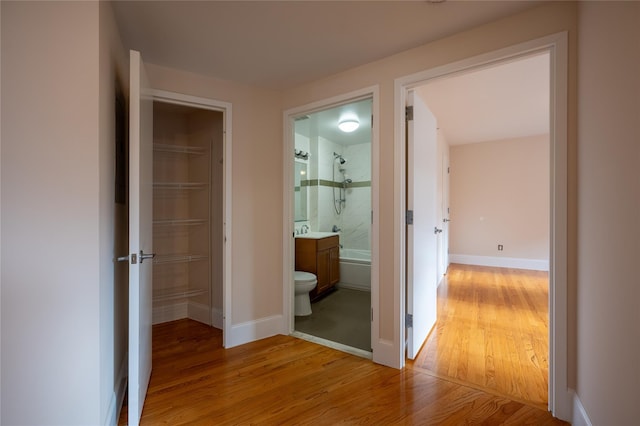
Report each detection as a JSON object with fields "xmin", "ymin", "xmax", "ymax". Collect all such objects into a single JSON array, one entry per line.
[
  {"xmin": 284, "ymin": 88, "xmax": 380, "ymax": 360},
  {"xmin": 406, "ymin": 53, "xmax": 551, "ymax": 407},
  {"xmin": 117, "ymin": 82, "xmax": 233, "ymax": 425},
  {"xmin": 396, "ymin": 33, "xmax": 569, "ymax": 418},
  {"xmin": 292, "ymin": 98, "xmax": 372, "ymax": 355},
  {"xmin": 151, "ymin": 100, "xmax": 223, "ymax": 330}
]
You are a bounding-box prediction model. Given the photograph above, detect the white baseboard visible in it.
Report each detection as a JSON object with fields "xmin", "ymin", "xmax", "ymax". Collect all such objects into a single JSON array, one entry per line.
[
  {"xmin": 372, "ymin": 338, "xmax": 400, "ymax": 369},
  {"xmin": 106, "ymin": 354, "xmax": 128, "ymax": 425},
  {"xmin": 188, "ymin": 301, "xmax": 211, "ymax": 326},
  {"xmin": 153, "ymin": 302, "xmax": 188, "ymax": 325},
  {"xmin": 211, "ymin": 307, "xmax": 223, "ymax": 329},
  {"xmin": 226, "ymin": 314, "xmax": 284, "ymax": 348},
  {"xmin": 572, "ymin": 391, "xmax": 593, "ymax": 426},
  {"xmin": 449, "ymin": 254, "xmax": 549, "ymax": 271}
]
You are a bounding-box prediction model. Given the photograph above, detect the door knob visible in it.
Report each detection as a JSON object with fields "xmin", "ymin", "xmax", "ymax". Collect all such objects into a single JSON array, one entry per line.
[{"xmin": 139, "ymin": 250, "xmax": 156, "ymax": 264}]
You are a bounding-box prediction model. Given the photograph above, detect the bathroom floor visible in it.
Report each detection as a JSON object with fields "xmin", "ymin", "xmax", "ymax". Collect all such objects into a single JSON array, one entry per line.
[{"xmin": 294, "ymin": 287, "xmax": 371, "ymax": 352}]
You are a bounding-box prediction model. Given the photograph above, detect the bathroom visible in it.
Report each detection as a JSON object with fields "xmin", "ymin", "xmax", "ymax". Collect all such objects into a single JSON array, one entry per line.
[{"xmin": 293, "ymin": 98, "xmax": 372, "ymax": 353}]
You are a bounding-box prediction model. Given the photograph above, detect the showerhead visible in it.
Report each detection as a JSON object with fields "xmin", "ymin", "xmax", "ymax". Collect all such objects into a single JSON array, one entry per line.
[{"xmin": 333, "ymin": 152, "xmax": 347, "ymax": 164}]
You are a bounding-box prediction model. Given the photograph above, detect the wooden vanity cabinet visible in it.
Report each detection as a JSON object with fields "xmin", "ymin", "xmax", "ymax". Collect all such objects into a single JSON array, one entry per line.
[{"xmin": 295, "ymin": 235, "xmax": 340, "ymax": 300}]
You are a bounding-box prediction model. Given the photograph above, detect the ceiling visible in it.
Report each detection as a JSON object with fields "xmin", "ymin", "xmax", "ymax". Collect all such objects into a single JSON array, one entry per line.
[
  {"xmin": 294, "ymin": 98, "xmax": 372, "ymax": 146},
  {"xmin": 418, "ymin": 52, "xmax": 550, "ymax": 145},
  {"xmin": 111, "ymin": 1, "xmax": 541, "ymax": 91},
  {"xmin": 111, "ymin": 1, "xmax": 547, "ymax": 145}
]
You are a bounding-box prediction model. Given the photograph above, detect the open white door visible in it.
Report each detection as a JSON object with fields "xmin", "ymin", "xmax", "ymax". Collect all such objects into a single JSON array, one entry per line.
[
  {"xmin": 442, "ymin": 151, "xmax": 450, "ymax": 272},
  {"xmin": 128, "ymin": 49, "xmax": 154, "ymax": 425},
  {"xmin": 406, "ymin": 90, "xmax": 438, "ymax": 360}
]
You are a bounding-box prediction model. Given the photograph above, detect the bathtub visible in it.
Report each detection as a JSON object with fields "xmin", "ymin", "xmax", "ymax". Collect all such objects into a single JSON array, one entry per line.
[{"xmin": 339, "ymin": 249, "xmax": 371, "ymax": 292}]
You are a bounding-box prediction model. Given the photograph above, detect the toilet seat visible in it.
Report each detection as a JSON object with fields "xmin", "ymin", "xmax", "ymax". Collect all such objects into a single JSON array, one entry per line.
[{"xmin": 294, "ymin": 271, "xmax": 317, "ymax": 283}]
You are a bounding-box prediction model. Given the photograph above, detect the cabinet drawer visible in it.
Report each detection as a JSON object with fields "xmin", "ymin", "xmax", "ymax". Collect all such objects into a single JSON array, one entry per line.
[{"xmin": 317, "ymin": 235, "xmax": 339, "ymax": 252}]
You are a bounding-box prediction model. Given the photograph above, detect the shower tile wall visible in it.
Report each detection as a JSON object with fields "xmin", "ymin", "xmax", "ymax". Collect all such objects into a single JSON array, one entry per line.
[
  {"xmin": 295, "ymin": 131, "xmax": 371, "ymax": 251},
  {"xmin": 341, "ymin": 143, "xmax": 371, "ymax": 250},
  {"xmin": 317, "ymin": 136, "xmax": 343, "ymax": 235}
]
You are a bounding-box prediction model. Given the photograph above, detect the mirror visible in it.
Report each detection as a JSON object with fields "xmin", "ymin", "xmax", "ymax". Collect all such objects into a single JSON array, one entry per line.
[{"xmin": 294, "ymin": 161, "xmax": 308, "ymax": 222}]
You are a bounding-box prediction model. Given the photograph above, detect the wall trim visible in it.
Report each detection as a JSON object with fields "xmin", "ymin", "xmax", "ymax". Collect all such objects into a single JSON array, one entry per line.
[
  {"xmin": 211, "ymin": 307, "xmax": 224, "ymax": 329},
  {"xmin": 226, "ymin": 314, "xmax": 284, "ymax": 348},
  {"xmin": 450, "ymin": 254, "xmax": 549, "ymax": 271},
  {"xmin": 152, "ymin": 302, "xmax": 188, "ymax": 325},
  {"xmin": 106, "ymin": 354, "xmax": 128, "ymax": 426},
  {"xmin": 571, "ymin": 390, "xmax": 593, "ymax": 426},
  {"xmin": 188, "ymin": 301, "xmax": 212, "ymax": 326}
]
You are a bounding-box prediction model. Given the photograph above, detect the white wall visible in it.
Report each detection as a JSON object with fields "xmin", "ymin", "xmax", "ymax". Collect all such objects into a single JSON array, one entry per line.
[
  {"xmin": 449, "ymin": 135, "xmax": 550, "ymax": 270},
  {"xmin": 1, "ymin": 2, "xmax": 103, "ymax": 424},
  {"xmin": 576, "ymin": 2, "xmax": 640, "ymax": 424}
]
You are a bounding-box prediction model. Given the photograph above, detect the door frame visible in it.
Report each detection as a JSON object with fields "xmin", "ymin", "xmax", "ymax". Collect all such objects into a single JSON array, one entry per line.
[
  {"xmin": 282, "ymin": 86, "xmax": 381, "ymax": 358},
  {"xmin": 151, "ymin": 89, "xmax": 234, "ymax": 347},
  {"xmin": 394, "ymin": 32, "xmax": 570, "ymax": 419}
]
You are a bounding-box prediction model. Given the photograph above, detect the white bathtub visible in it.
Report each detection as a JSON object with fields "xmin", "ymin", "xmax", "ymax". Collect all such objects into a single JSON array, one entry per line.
[{"xmin": 339, "ymin": 249, "xmax": 371, "ymax": 292}]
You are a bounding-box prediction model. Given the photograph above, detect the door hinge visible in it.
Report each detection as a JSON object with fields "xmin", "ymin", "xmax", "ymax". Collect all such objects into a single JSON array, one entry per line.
[
  {"xmin": 406, "ymin": 209, "xmax": 414, "ymax": 225},
  {"xmin": 371, "ymin": 307, "xmax": 374, "ymax": 322},
  {"xmin": 406, "ymin": 313, "xmax": 413, "ymax": 328},
  {"xmin": 405, "ymin": 106, "xmax": 414, "ymax": 121}
]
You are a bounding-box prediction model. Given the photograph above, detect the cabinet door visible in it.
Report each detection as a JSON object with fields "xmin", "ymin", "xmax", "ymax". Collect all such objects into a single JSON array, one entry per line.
[
  {"xmin": 329, "ymin": 246, "xmax": 340, "ymax": 285},
  {"xmin": 316, "ymin": 249, "xmax": 330, "ymax": 292}
]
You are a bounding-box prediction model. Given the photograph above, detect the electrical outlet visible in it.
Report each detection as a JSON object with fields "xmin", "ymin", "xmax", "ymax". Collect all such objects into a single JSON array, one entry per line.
[{"xmin": 498, "ymin": 244, "xmax": 504, "ymax": 251}]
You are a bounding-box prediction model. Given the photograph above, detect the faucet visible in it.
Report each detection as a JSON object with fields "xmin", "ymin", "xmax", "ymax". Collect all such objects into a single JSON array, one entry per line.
[
  {"xmin": 301, "ymin": 225, "xmax": 309, "ymax": 234},
  {"xmin": 332, "ymin": 225, "xmax": 341, "ymax": 232}
]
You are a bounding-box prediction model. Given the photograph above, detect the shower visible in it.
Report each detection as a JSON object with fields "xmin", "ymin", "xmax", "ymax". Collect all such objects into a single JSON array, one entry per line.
[{"xmin": 333, "ymin": 152, "xmax": 351, "ymax": 215}]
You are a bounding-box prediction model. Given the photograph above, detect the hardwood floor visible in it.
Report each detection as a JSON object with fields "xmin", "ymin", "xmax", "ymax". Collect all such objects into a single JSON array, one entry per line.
[
  {"xmin": 410, "ymin": 264, "xmax": 550, "ymax": 409},
  {"xmin": 119, "ymin": 318, "xmax": 565, "ymax": 425}
]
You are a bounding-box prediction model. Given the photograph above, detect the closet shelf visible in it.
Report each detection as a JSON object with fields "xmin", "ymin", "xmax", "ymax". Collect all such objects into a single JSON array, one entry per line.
[
  {"xmin": 154, "ymin": 254, "xmax": 208, "ymax": 264},
  {"xmin": 153, "ymin": 218, "xmax": 207, "ymax": 227},
  {"xmin": 153, "ymin": 182, "xmax": 208, "ymax": 190},
  {"xmin": 153, "ymin": 143, "xmax": 207, "ymax": 155},
  {"xmin": 153, "ymin": 287, "xmax": 209, "ymax": 302}
]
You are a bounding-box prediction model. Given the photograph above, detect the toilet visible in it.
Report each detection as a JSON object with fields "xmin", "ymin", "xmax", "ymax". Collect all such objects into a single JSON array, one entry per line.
[{"xmin": 294, "ymin": 271, "xmax": 317, "ymax": 316}]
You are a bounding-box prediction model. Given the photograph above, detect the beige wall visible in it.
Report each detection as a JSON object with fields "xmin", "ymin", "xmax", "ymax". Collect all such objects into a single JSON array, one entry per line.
[
  {"xmin": 99, "ymin": 1, "xmax": 129, "ymax": 424},
  {"xmin": 449, "ymin": 135, "xmax": 549, "ymax": 262},
  {"xmin": 282, "ymin": 2, "xmax": 577, "ymax": 362},
  {"xmin": 2, "ymin": 2, "xmax": 103, "ymax": 423},
  {"xmin": 576, "ymin": 2, "xmax": 640, "ymax": 424},
  {"xmin": 145, "ymin": 64, "xmax": 284, "ymax": 325}
]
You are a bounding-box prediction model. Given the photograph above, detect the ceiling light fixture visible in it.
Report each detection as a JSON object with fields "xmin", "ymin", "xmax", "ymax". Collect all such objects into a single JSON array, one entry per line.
[{"xmin": 338, "ymin": 118, "xmax": 359, "ymax": 133}]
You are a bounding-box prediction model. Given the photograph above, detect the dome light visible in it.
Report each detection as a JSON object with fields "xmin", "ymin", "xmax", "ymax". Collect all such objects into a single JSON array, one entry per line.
[{"xmin": 338, "ymin": 118, "xmax": 359, "ymax": 133}]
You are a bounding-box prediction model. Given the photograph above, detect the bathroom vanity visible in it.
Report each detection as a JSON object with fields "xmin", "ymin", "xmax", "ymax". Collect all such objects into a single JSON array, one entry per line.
[{"xmin": 295, "ymin": 233, "xmax": 340, "ymax": 300}]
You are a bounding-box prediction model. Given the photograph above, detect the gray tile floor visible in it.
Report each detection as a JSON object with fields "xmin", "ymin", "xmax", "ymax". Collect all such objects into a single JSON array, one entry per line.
[{"xmin": 294, "ymin": 287, "xmax": 371, "ymax": 352}]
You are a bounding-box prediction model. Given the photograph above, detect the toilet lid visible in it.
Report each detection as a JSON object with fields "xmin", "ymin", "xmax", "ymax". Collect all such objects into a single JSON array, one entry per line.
[{"xmin": 294, "ymin": 271, "xmax": 317, "ymax": 283}]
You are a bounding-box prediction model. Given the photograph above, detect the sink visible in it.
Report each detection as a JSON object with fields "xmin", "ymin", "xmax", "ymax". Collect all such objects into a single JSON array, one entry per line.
[{"xmin": 296, "ymin": 231, "xmax": 339, "ymax": 239}]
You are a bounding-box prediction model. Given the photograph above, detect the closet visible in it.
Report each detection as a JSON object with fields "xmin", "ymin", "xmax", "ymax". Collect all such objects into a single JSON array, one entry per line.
[{"xmin": 152, "ymin": 101, "xmax": 223, "ymax": 327}]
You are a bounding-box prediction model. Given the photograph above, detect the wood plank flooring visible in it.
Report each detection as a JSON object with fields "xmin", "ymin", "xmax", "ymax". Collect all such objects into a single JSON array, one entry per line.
[
  {"xmin": 119, "ymin": 317, "xmax": 565, "ymax": 425},
  {"xmin": 410, "ymin": 264, "xmax": 550, "ymax": 409}
]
